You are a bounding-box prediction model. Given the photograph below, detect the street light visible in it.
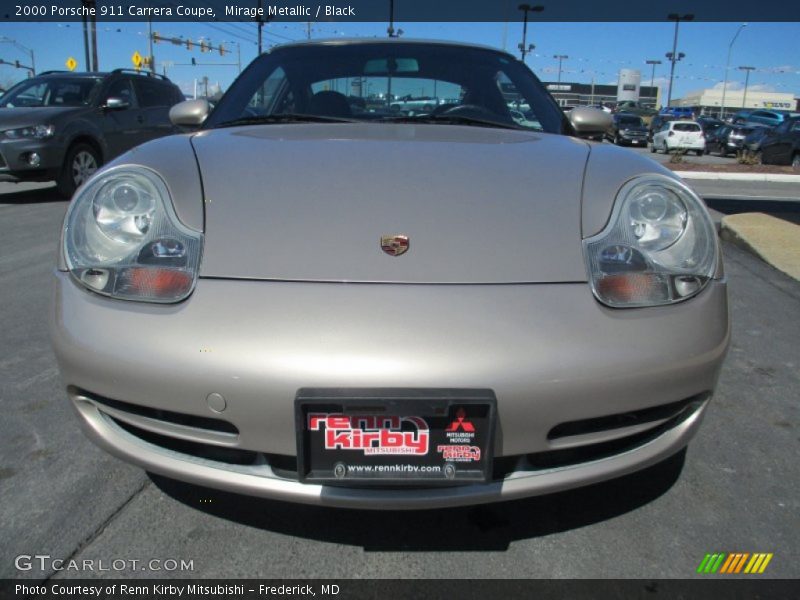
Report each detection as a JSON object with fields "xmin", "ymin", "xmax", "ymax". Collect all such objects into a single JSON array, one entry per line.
[
  {"xmin": 665, "ymin": 13, "xmax": 694, "ymax": 107},
  {"xmin": 518, "ymin": 4, "xmax": 544, "ymax": 63},
  {"xmin": 645, "ymin": 59, "xmax": 662, "ymax": 106},
  {"xmin": 721, "ymin": 23, "xmax": 747, "ymax": 119},
  {"xmin": 553, "ymin": 55, "xmax": 568, "ymax": 84},
  {"xmin": 738, "ymin": 66, "xmax": 755, "ymax": 109}
]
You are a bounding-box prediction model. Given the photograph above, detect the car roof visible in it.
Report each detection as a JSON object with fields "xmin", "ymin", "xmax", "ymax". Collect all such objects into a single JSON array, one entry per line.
[
  {"xmin": 270, "ymin": 37, "xmax": 515, "ymax": 59},
  {"xmin": 671, "ymin": 120, "xmax": 700, "ymax": 125},
  {"xmin": 33, "ymin": 70, "xmax": 175, "ymax": 83}
]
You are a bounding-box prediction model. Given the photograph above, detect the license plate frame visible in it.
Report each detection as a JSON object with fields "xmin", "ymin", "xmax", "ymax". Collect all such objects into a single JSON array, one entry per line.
[{"xmin": 295, "ymin": 388, "xmax": 497, "ymax": 485}]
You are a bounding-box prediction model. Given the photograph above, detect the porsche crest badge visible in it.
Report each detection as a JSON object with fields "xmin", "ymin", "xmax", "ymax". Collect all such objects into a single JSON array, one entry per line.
[{"xmin": 380, "ymin": 235, "xmax": 410, "ymax": 257}]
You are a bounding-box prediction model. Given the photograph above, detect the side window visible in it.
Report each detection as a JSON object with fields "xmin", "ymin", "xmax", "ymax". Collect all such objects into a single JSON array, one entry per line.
[
  {"xmin": 133, "ymin": 78, "xmax": 171, "ymax": 108},
  {"xmin": 248, "ymin": 67, "xmax": 289, "ymax": 113},
  {"xmin": 105, "ymin": 79, "xmax": 135, "ymax": 106}
]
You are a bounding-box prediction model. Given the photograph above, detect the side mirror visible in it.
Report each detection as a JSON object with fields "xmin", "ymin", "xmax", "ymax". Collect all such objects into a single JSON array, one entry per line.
[
  {"xmin": 568, "ymin": 107, "xmax": 613, "ymax": 139},
  {"xmin": 169, "ymin": 99, "xmax": 210, "ymax": 127},
  {"xmin": 103, "ymin": 97, "xmax": 129, "ymax": 110}
]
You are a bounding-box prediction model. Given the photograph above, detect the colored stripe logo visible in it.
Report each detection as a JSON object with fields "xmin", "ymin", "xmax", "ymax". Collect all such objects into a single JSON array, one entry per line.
[{"xmin": 697, "ymin": 553, "xmax": 773, "ymax": 574}]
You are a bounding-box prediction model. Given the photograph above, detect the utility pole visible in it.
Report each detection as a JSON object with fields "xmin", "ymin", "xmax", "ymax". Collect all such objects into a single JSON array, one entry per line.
[
  {"xmin": 148, "ymin": 18, "xmax": 155, "ymax": 73},
  {"xmin": 257, "ymin": 0, "xmax": 263, "ymax": 55},
  {"xmin": 646, "ymin": 59, "xmax": 661, "ymax": 108},
  {"xmin": 387, "ymin": 0, "xmax": 395, "ymax": 37},
  {"xmin": 554, "ymin": 55, "xmax": 568, "ymax": 84},
  {"xmin": 518, "ymin": 4, "xmax": 544, "ymax": 63},
  {"xmin": 721, "ymin": 23, "xmax": 747, "ymax": 119},
  {"xmin": 89, "ymin": 0, "xmax": 99, "ymax": 70},
  {"xmin": 665, "ymin": 13, "xmax": 693, "ymax": 107},
  {"xmin": 739, "ymin": 66, "xmax": 755, "ymax": 109},
  {"xmin": 81, "ymin": 1, "xmax": 90, "ymax": 70}
]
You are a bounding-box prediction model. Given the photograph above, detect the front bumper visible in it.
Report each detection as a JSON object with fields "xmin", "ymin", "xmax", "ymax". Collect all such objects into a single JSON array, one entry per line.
[
  {"xmin": 52, "ymin": 272, "xmax": 729, "ymax": 509},
  {"xmin": 0, "ymin": 137, "xmax": 65, "ymax": 181}
]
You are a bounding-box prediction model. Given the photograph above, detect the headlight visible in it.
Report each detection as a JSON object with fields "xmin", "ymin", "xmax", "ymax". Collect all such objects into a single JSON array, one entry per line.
[
  {"xmin": 4, "ymin": 124, "xmax": 55, "ymax": 139},
  {"xmin": 583, "ymin": 174, "xmax": 718, "ymax": 308},
  {"xmin": 64, "ymin": 166, "xmax": 203, "ymax": 303}
]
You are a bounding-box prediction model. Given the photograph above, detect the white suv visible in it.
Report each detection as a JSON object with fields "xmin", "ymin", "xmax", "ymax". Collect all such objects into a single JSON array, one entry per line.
[{"xmin": 651, "ymin": 120, "xmax": 706, "ymax": 155}]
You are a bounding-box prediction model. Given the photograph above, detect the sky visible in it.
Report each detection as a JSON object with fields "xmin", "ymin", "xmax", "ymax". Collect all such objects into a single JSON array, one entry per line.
[{"xmin": 0, "ymin": 20, "xmax": 798, "ymax": 102}]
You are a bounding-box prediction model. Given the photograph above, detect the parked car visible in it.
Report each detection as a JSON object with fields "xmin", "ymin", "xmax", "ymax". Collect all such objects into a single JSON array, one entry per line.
[
  {"xmin": 651, "ymin": 120, "xmax": 706, "ymax": 155},
  {"xmin": 696, "ymin": 116, "xmax": 724, "ymax": 135},
  {"xmin": 758, "ymin": 116, "xmax": 800, "ymax": 167},
  {"xmin": 736, "ymin": 109, "xmax": 797, "ymax": 128},
  {"xmin": 704, "ymin": 124, "xmax": 760, "ymax": 157},
  {"xmin": 0, "ymin": 69, "xmax": 183, "ymax": 196},
  {"xmin": 660, "ymin": 106, "xmax": 694, "ymax": 119},
  {"xmin": 648, "ymin": 114, "xmax": 677, "ymax": 142},
  {"xmin": 613, "ymin": 101, "xmax": 657, "ymax": 121},
  {"xmin": 606, "ymin": 112, "xmax": 649, "ymax": 146},
  {"xmin": 51, "ymin": 39, "xmax": 727, "ymax": 509},
  {"xmin": 741, "ymin": 126, "xmax": 774, "ymax": 160}
]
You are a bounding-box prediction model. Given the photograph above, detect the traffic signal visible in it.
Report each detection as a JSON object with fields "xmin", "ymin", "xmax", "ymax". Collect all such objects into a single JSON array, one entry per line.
[
  {"xmin": 153, "ymin": 32, "xmax": 158, "ymax": 43},
  {"xmin": 200, "ymin": 40, "xmax": 209, "ymax": 53},
  {"xmin": 186, "ymin": 39, "xmax": 193, "ymax": 50},
  {"xmin": 219, "ymin": 44, "xmax": 225, "ymax": 56},
  {"xmin": 191, "ymin": 57, "xmax": 196, "ymax": 66}
]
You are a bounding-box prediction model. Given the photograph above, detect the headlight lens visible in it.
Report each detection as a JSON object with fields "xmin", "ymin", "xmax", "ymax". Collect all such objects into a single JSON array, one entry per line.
[
  {"xmin": 4, "ymin": 124, "xmax": 55, "ymax": 139},
  {"xmin": 584, "ymin": 175, "xmax": 718, "ymax": 307},
  {"xmin": 64, "ymin": 166, "xmax": 203, "ymax": 303}
]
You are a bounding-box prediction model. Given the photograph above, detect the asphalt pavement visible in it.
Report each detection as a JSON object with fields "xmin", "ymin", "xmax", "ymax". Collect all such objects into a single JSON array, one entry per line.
[{"xmin": 1, "ymin": 182, "xmax": 798, "ymax": 580}]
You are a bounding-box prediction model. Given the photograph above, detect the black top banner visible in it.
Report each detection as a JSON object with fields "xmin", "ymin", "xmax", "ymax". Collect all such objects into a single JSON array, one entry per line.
[{"xmin": 2, "ymin": 0, "xmax": 800, "ymax": 22}]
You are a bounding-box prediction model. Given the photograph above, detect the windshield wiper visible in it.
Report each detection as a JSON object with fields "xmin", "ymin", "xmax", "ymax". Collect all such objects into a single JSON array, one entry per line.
[
  {"xmin": 380, "ymin": 113, "xmax": 523, "ymax": 131},
  {"xmin": 215, "ymin": 113, "xmax": 357, "ymax": 128}
]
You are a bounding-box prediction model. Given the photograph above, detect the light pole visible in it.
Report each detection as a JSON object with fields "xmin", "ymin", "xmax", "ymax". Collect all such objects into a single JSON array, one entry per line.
[
  {"xmin": 721, "ymin": 23, "xmax": 747, "ymax": 119},
  {"xmin": 738, "ymin": 66, "xmax": 755, "ymax": 109},
  {"xmin": 666, "ymin": 13, "xmax": 694, "ymax": 108},
  {"xmin": 553, "ymin": 55, "xmax": 568, "ymax": 84},
  {"xmin": 645, "ymin": 59, "xmax": 661, "ymax": 106},
  {"xmin": 518, "ymin": 4, "xmax": 544, "ymax": 63}
]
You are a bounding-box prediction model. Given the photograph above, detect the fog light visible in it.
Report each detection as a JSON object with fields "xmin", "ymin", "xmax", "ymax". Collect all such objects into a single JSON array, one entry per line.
[
  {"xmin": 674, "ymin": 275, "xmax": 701, "ymax": 298},
  {"xmin": 26, "ymin": 152, "xmax": 42, "ymax": 167}
]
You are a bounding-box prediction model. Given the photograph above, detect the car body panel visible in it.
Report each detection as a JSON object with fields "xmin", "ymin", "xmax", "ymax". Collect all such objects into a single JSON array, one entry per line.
[
  {"xmin": 192, "ymin": 123, "xmax": 591, "ymax": 284},
  {"xmin": 53, "ymin": 272, "xmax": 728, "ymax": 459}
]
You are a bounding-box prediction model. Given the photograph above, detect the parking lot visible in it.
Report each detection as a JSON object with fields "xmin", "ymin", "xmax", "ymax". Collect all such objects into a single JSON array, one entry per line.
[{"xmin": 1, "ymin": 177, "xmax": 798, "ymax": 580}]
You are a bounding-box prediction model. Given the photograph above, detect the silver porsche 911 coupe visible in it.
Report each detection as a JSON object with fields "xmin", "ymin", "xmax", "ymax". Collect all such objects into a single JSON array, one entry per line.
[{"xmin": 52, "ymin": 39, "xmax": 729, "ymax": 509}]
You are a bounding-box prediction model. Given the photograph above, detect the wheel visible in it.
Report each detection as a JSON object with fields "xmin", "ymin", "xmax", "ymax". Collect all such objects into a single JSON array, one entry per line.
[
  {"xmin": 695, "ymin": 150, "xmax": 703, "ymax": 156},
  {"xmin": 718, "ymin": 146, "xmax": 727, "ymax": 158},
  {"xmin": 650, "ymin": 142, "xmax": 656, "ymax": 153},
  {"xmin": 57, "ymin": 143, "xmax": 101, "ymax": 198},
  {"xmin": 614, "ymin": 134, "xmax": 620, "ymax": 145}
]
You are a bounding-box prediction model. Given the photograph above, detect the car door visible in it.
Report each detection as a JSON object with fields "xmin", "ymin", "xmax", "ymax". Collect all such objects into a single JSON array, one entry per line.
[
  {"xmin": 131, "ymin": 78, "xmax": 179, "ymax": 143},
  {"xmin": 100, "ymin": 77, "xmax": 148, "ymax": 158}
]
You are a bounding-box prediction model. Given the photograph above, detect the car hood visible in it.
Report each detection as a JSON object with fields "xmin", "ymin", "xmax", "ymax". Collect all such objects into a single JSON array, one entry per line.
[
  {"xmin": 191, "ymin": 123, "xmax": 590, "ymax": 284},
  {"xmin": 0, "ymin": 106, "xmax": 85, "ymax": 128}
]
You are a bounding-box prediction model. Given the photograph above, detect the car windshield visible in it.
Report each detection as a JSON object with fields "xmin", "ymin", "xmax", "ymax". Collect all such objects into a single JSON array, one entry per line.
[
  {"xmin": 206, "ymin": 42, "xmax": 569, "ymax": 133},
  {"xmin": 618, "ymin": 116, "xmax": 643, "ymax": 126},
  {"xmin": 0, "ymin": 77, "xmax": 102, "ymax": 108},
  {"xmin": 674, "ymin": 123, "xmax": 701, "ymax": 132}
]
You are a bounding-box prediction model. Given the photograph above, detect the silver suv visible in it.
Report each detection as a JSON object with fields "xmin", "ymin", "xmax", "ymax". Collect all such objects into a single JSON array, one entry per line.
[{"xmin": 0, "ymin": 69, "xmax": 183, "ymax": 196}]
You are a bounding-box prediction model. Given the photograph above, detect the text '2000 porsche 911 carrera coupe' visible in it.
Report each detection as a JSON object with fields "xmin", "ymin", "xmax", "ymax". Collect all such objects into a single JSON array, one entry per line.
[{"xmin": 52, "ymin": 39, "xmax": 729, "ymax": 509}]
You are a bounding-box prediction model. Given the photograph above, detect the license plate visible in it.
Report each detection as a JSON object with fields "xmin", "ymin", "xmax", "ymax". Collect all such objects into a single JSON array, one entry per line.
[{"xmin": 296, "ymin": 389, "xmax": 496, "ymax": 485}]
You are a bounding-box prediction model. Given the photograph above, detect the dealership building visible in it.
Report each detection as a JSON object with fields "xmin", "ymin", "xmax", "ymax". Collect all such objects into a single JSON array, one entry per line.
[
  {"xmin": 541, "ymin": 69, "xmax": 660, "ymax": 109},
  {"xmin": 670, "ymin": 88, "xmax": 799, "ymax": 117}
]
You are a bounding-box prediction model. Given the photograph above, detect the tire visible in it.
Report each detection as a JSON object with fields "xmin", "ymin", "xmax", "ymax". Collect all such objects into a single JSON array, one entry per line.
[
  {"xmin": 718, "ymin": 146, "xmax": 727, "ymax": 158},
  {"xmin": 695, "ymin": 150, "xmax": 703, "ymax": 156},
  {"xmin": 614, "ymin": 134, "xmax": 620, "ymax": 145},
  {"xmin": 57, "ymin": 143, "xmax": 101, "ymax": 198},
  {"xmin": 650, "ymin": 142, "xmax": 656, "ymax": 153}
]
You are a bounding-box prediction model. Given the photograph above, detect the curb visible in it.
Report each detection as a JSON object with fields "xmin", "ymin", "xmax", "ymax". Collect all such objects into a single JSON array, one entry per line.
[
  {"xmin": 720, "ymin": 213, "xmax": 800, "ymax": 282},
  {"xmin": 674, "ymin": 171, "xmax": 800, "ymax": 182}
]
